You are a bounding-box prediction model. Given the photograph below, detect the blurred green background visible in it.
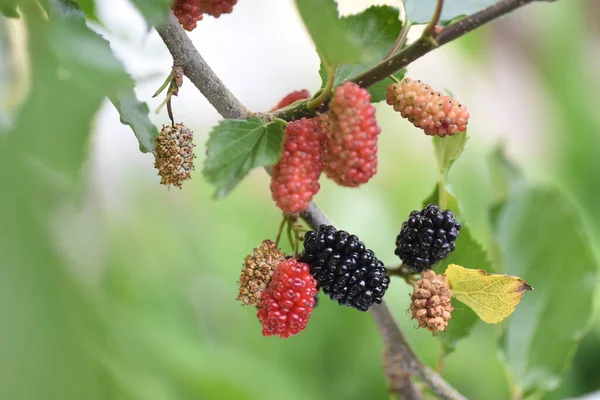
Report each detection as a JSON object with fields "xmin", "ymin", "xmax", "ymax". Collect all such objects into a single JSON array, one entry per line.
[{"xmin": 1, "ymin": 0, "xmax": 600, "ymax": 399}]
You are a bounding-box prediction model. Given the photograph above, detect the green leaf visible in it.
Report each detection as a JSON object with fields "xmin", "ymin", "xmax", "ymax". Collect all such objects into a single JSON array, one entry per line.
[
  {"xmin": 110, "ymin": 87, "xmax": 159, "ymax": 153},
  {"xmin": 295, "ymin": 0, "xmax": 362, "ymax": 66},
  {"xmin": 422, "ymin": 184, "xmax": 491, "ymax": 353},
  {"xmin": 316, "ymin": 6, "xmax": 405, "ymax": 102},
  {"xmin": 0, "ymin": 2, "xmax": 19, "ymax": 18},
  {"xmin": 433, "ymin": 130, "xmax": 468, "ymax": 176},
  {"xmin": 203, "ymin": 118, "xmax": 284, "ymax": 198},
  {"xmin": 495, "ymin": 186, "xmax": 598, "ymax": 395},
  {"xmin": 71, "ymin": 0, "xmax": 101, "ymax": 22},
  {"xmin": 129, "ymin": 0, "xmax": 171, "ymax": 27},
  {"xmin": 405, "ymin": 0, "xmax": 496, "ymax": 24},
  {"xmin": 48, "ymin": 0, "xmax": 158, "ymax": 154}
]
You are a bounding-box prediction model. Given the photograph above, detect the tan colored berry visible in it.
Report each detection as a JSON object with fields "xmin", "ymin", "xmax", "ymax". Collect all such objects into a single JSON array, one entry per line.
[
  {"xmin": 237, "ymin": 240, "xmax": 286, "ymax": 306},
  {"xmin": 154, "ymin": 123, "xmax": 196, "ymax": 188},
  {"xmin": 410, "ymin": 269, "xmax": 453, "ymax": 333}
]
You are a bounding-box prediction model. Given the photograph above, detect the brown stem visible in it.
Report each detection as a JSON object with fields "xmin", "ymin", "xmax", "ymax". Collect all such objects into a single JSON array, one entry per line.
[{"xmin": 422, "ymin": 0, "xmax": 445, "ymax": 39}]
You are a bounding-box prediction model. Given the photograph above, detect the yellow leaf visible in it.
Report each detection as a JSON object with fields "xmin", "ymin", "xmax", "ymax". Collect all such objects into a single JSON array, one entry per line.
[{"xmin": 444, "ymin": 264, "xmax": 533, "ymax": 324}]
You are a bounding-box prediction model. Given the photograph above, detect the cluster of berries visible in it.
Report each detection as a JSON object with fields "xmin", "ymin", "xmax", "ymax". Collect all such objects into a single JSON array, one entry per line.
[
  {"xmin": 172, "ymin": 0, "xmax": 238, "ymax": 31},
  {"xmin": 270, "ymin": 82, "xmax": 381, "ymax": 214},
  {"xmin": 238, "ymin": 226, "xmax": 390, "ymax": 338}
]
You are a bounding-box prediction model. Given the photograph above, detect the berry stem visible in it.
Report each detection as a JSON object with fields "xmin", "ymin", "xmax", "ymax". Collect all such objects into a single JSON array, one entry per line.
[
  {"xmin": 275, "ymin": 215, "xmax": 287, "ymax": 247},
  {"xmin": 422, "ymin": 0, "xmax": 444, "ymax": 39},
  {"xmin": 438, "ymin": 179, "xmax": 448, "ymax": 209},
  {"xmin": 307, "ymin": 63, "xmax": 335, "ymax": 111},
  {"xmin": 388, "ymin": 75, "xmax": 401, "ymax": 84},
  {"xmin": 436, "ymin": 344, "xmax": 446, "ymax": 373},
  {"xmin": 273, "ymin": 117, "xmax": 288, "ymax": 127}
]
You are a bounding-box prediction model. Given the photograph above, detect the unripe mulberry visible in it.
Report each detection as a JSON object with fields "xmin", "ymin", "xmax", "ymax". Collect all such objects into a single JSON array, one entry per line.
[
  {"xmin": 270, "ymin": 118, "xmax": 324, "ymax": 214},
  {"xmin": 386, "ymin": 78, "xmax": 470, "ymax": 137},
  {"xmin": 410, "ymin": 270, "xmax": 453, "ymax": 332},
  {"xmin": 172, "ymin": 0, "xmax": 203, "ymax": 31},
  {"xmin": 154, "ymin": 123, "xmax": 196, "ymax": 188},
  {"xmin": 271, "ymin": 89, "xmax": 311, "ymax": 111},
  {"xmin": 300, "ymin": 225, "xmax": 390, "ymax": 311},
  {"xmin": 323, "ymin": 81, "xmax": 380, "ymax": 187},
  {"xmin": 257, "ymin": 258, "xmax": 318, "ymax": 338},
  {"xmin": 395, "ymin": 204, "xmax": 461, "ymax": 271},
  {"xmin": 198, "ymin": 0, "xmax": 237, "ymax": 17},
  {"xmin": 237, "ymin": 240, "xmax": 286, "ymax": 306}
]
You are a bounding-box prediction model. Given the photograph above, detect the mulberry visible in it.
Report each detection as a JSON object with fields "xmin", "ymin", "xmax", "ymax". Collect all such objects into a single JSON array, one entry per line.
[
  {"xmin": 395, "ymin": 204, "xmax": 461, "ymax": 271},
  {"xmin": 300, "ymin": 225, "xmax": 390, "ymax": 311},
  {"xmin": 172, "ymin": 0, "xmax": 203, "ymax": 31},
  {"xmin": 270, "ymin": 118, "xmax": 324, "ymax": 214},
  {"xmin": 198, "ymin": 0, "xmax": 237, "ymax": 17},
  {"xmin": 386, "ymin": 78, "xmax": 470, "ymax": 137},
  {"xmin": 154, "ymin": 123, "xmax": 196, "ymax": 188},
  {"xmin": 257, "ymin": 258, "xmax": 318, "ymax": 338},
  {"xmin": 237, "ymin": 240, "xmax": 286, "ymax": 306},
  {"xmin": 410, "ymin": 270, "xmax": 453, "ymax": 333},
  {"xmin": 323, "ymin": 82, "xmax": 380, "ymax": 187},
  {"xmin": 271, "ymin": 89, "xmax": 311, "ymax": 111}
]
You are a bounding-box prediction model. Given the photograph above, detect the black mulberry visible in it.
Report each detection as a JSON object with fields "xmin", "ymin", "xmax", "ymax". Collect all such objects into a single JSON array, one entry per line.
[
  {"xmin": 300, "ymin": 225, "xmax": 390, "ymax": 311},
  {"xmin": 395, "ymin": 204, "xmax": 461, "ymax": 271}
]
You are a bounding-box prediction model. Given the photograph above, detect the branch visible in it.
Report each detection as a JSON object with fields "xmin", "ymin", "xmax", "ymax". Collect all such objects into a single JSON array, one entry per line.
[
  {"xmin": 155, "ymin": 13, "xmax": 249, "ymax": 119},
  {"xmin": 152, "ymin": 2, "xmax": 544, "ymax": 397},
  {"xmin": 351, "ymin": 0, "xmax": 538, "ymax": 89}
]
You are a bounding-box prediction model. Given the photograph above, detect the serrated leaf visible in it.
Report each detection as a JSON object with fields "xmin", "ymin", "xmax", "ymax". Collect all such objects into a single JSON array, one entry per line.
[
  {"xmin": 129, "ymin": 0, "xmax": 171, "ymax": 27},
  {"xmin": 445, "ymin": 264, "xmax": 532, "ymax": 324},
  {"xmin": 495, "ymin": 186, "xmax": 598, "ymax": 394},
  {"xmin": 0, "ymin": 2, "xmax": 19, "ymax": 18},
  {"xmin": 203, "ymin": 118, "xmax": 284, "ymax": 198},
  {"xmin": 316, "ymin": 6, "xmax": 404, "ymax": 102},
  {"xmin": 110, "ymin": 88, "xmax": 159, "ymax": 153},
  {"xmin": 433, "ymin": 130, "xmax": 468, "ymax": 176},
  {"xmin": 295, "ymin": 0, "xmax": 362, "ymax": 66},
  {"xmin": 48, "ymin": 0, "xmax": 157, "ymax": 154},
  {"xmin": 406, "ymin": 0, "xmax": 496, "ymax": 24}
]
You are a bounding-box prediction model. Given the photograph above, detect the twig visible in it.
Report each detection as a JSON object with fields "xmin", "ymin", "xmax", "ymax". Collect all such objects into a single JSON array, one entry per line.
[
  {"xmin": 384, "ymin": 0, "xmax": 410, "ymax": 59},
  {"xmin": 155, "ymin": 13, "xmax": 248, "ymax": 119},
  {"xmin": 422, "ymin": 0, "xmax": 445, "ymax": 39}
]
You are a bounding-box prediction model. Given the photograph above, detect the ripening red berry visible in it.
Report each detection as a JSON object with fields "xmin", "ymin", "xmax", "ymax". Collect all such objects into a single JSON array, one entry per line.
[
  {"xmin": 386, "ymin": 78, "xmax": 470, "ymax": 137},
  {"xmin": 198, "ymin": 0, "xmax": 238, "ymax": 18},
  {"xmin": 270, "ymin": 90, "xmax": 311, "ymax": 111},
  {"xmin": 257, "ymin": 258, "xmax": 318, "ymax": 338},
  {"xmin": 270, "ymin": 118, "xmax": 324, "ymax": 214},
  {"xmin": 172, "ymin": 0, "xmax": 203, "ymax": 31},
  {"xmin": 322, "ymin": 81, "xmax": 381, "ymax": 187}
]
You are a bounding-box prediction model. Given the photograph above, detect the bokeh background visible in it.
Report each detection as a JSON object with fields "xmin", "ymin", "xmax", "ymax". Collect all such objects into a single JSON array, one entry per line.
[{"xmin": 1, "ymin": 0, "xmax": 599, "ymax": 399}]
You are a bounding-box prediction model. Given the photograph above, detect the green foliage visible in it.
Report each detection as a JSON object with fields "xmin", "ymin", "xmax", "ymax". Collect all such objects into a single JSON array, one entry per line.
[
  {"xmin": 434, "ymin": 130, "xmax": 468, "ymax": 176},
  {"xmin": 495, "ymin": 185, "xmax": 598, "ymax": 396},
  {"xmin": 405, "ymin": 0, "xmax": 496, "ymax": 24},
  {"xmin": 110, "ymin": 88, "xmax": 159, "ymax": 153},
  {"xmin": 203, "ymin": 118, "xmax": 284, "ymax": 198},
  {"xmin": 0, "ymin": 2, "xmax": 18, "ymax": 18},
  {"xmin": 70, "ymin": 0, "xmax": 99, "ymax": 21},
  {"xmin": 129, "ymin": 0, "xmax": 171, "ymax": 27},
  {"xmin": 295, "ymin": 0, "xmax": 362, "ymax": 66},
  {"xmin": 317, "ymin": 6, "xmax": 406, "ymax": 102}
]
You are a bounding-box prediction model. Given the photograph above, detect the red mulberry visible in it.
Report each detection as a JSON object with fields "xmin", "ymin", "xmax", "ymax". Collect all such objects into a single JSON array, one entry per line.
[
  {"xmin": 323, "ymin": 82, "xmax": 380, "ymax": 187},
  {"xmin": 172, "ymin": 0, "xmax": 203, "ymax": 31},
  {"xmin": 270, "ymin": 118, "xmax": 324, "ymax": 214},
  {"xmin": 271, "ymin": 90, "xmax": 311, "ymax": 111},
  {"xmin": 198, "ymin": 0, "xmax": 237, "ymax": 17},
  {"xmin": 386, "ymin": 78, "xmax": 470, "ymax": 137},
  {"xmin": 257, "ymin": 258, "xmax": 318, "ymax": 338}
]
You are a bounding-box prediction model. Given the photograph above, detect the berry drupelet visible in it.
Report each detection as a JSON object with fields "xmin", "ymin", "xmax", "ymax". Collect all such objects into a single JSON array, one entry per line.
[
  {"xmin": 300, "ymin": 225, "xmax": 390, "ymax": 311},
  {"xmin": 395, "ymin": 204, "xmax": 461, "ymax": 271}
]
